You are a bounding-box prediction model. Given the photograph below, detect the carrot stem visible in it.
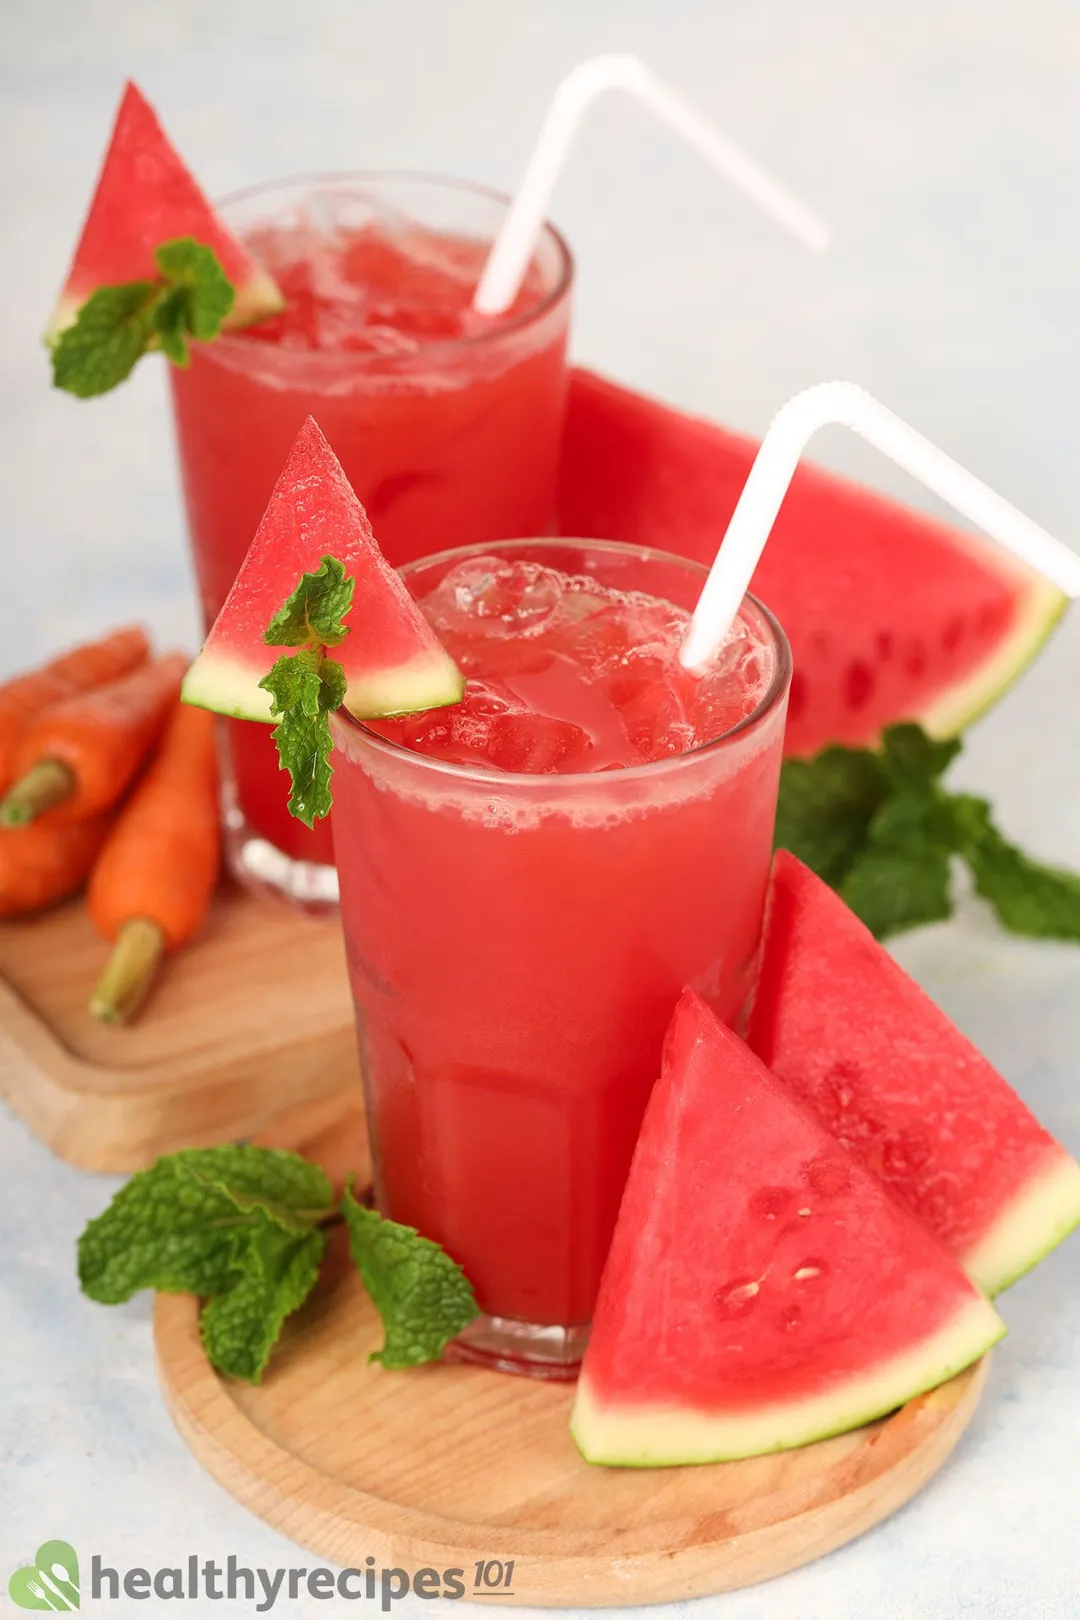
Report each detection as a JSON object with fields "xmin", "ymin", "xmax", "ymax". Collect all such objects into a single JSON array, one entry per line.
[
  {"xmin": 0, "ymin": 758, "xmax": 76, "ymax": 825},
  {"xmin": 89, "ymin": 917, "xmax": 166, "ymax": 1025}
]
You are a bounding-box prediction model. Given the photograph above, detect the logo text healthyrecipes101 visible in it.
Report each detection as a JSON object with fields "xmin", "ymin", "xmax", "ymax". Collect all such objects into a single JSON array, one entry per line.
[{"xmin": 9, "ymin": 1542, "xmax": 519, "ymax": 1612}]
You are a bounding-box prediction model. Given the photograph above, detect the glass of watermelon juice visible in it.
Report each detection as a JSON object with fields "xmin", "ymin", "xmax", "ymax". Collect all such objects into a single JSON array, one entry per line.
[
  {"xmin": 169, "ymin": 174, "xmax": 573, "ymax": 909},
  {"xmin": 329, "ymin": 539, "xmax": 792, "ymax": 1377}
]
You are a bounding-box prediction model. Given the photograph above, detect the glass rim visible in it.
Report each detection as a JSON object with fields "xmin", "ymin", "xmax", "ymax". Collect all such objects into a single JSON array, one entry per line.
[
  {"xmin": 333, "ymin": 537, "xmax": 793, "ymax": 787},
  {"xmin": 210, "ymin": 169, "xmax": 575, "ymax": 366}
]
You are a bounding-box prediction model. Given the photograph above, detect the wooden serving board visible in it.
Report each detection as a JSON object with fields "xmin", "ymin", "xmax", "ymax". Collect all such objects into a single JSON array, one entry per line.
[
  {"xmin": 0, "ymin": 888, "xmax": 357, "ymax": 1173},
  {"xmin": 155, "ymin": 1097, "xmax": 989, "ymax": 1607}
]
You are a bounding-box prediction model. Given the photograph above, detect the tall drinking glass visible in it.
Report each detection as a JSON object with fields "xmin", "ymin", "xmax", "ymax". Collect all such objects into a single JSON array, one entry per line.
[
  {"xmin": 169, "ymin": 175, "xmax": 573, "ymax": 909},
  {"xmin": 329, "ymin": 539, "xmax": 792, "ymax": 1377}
]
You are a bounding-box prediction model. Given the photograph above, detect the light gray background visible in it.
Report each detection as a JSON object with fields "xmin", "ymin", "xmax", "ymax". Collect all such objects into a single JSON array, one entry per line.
[{"xmin": 2, "ymin": 3, "xmax": 1079, "ymax": 1617}]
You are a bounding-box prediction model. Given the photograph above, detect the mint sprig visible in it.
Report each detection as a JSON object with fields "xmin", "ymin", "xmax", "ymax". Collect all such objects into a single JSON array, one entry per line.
[
  {"xmin": 258, "ymin": 556, "xmax": 354, "ymax": 829},
  {"xmin": 51, "ymin": 237, "xmax": 235, "ymax": 398},
  {"xmin": 777, "ymin": 722, "xmax": 1080, "ymax": 942},
  {"xmin": 343, "ymin": 1183, "xmax": 479, "ymax": 1368},
  {"xmin": 78, "ymin": 1145, "xmax": 479, "ymax": 1384}
]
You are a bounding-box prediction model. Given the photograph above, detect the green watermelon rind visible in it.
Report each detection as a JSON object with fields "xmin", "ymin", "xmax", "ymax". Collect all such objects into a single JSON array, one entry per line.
[
  {"xmin": 43, "ymin": 263, "xmax": 285, "ymax": 348},
  {"xmin": 571, "ymin": 1296, "xmax": 1004, "ymax": 1467},
  {"xmin": 181, "ymin": 646, "xmax": 465, "ymax": 725},
  {"xmin": 965, "ymin": 1148, "xmax": 1080, "ymax": 1296},
  {"xmin": 919, "ymin": 572, "xmax": 1068, "ymax": 742}
]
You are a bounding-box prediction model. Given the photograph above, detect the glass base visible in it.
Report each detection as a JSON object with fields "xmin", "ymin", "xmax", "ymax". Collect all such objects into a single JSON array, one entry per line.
[
  {"xmin": 223, "ymin": 800, "xmax": 340, "ymax": 917},
  {"xmin": 446, "ymin": 1314, "xmax": 589, "ymax": 1381}
]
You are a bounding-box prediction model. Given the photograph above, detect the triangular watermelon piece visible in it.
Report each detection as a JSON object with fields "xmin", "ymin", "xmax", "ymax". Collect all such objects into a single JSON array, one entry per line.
[
  {"xmin": 571, "ymin": 989, "xmax": 1003, "ymax": 1466},
  {"xmin": 182, "ymin": 418, "xmax": 464, "ymax": 721},
  {"xmin": 556, "ymin": 369, "xmax": 1065, "ymax": 757},
  {"xmin": 47, "ymin": 81, "xmax": 283, "ymax": 341},
  {"xmin": 748, "ymin": 851, "xmax": 1080, "ymax": 1294}
]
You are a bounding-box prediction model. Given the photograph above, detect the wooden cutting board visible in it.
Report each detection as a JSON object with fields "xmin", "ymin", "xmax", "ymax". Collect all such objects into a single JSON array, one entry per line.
[
  {"xmin": 155, "ymin": 1095, "xmax": 990, "ymax": 1607},
  {"xmin": 0, "ymin": 888, "xmax": 358, "ymax": 1172}
]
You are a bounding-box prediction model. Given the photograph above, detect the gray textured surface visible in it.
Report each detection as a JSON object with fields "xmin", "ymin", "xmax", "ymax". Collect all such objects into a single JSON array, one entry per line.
[{"xmin": 2, "ymin": 3, "xmax": 1079, "ymax": 1616}]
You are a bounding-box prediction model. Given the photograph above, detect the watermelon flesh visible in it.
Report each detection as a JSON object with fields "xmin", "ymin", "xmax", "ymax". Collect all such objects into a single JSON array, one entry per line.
[
  {"xmin": 556, "ymin": 369, "xmax": 1065, "ymax": 756},
  {"xmin": 47, "ymin": 81, "xmax": 283, "ymax": 341},
  {"xmin": 182, "ymin": 417, "xmax": 464, "ymax": 721},
  {"xmin": 749, "ymin": 852, "xmax": 1080, "ymax": 1295},
  {"xmin": 571, "ymin": 989, "xmax": 1004, "ymax": 1466}
]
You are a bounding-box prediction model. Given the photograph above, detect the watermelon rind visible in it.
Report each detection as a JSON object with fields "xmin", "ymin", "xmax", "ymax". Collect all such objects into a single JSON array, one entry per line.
[
  {"xmin": 918, "ymin": 571, "xmax": 1067, "ymax": 742},
  {"xmin": 572, "ymin": 1296, "xmax": 1003, "ymax": 1466},
  {"xmin": 181, "ymin": 646, "xmax": 465, "ymax": 725},
  {"xmin": 44, "ymin": 263, "xmax": 285, "ymax": 347},
  {"xmin": 965, "ymin": 1149, "xmax": 1080, "ymax": 1296}
]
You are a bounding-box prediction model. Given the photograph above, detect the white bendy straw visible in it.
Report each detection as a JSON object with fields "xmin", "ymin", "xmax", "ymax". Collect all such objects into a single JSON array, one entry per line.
[
  {"xmin": 679, "ymin": 380, "xmax": 1080, "ymax": 670},
  {"xmin": 472, "ymin": 54, "xmax": 829, "ymax": 317}
]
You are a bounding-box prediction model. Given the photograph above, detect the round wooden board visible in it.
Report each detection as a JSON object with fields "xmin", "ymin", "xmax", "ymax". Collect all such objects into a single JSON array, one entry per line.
[{"xmin": 155, "ymin": 1095, "xmax": 989, "ymax": 1607}]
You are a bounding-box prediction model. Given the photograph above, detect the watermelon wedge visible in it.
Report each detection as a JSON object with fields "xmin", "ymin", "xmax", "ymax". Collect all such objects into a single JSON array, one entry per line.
[
  {"xmin": 748, "ymin": 851, "xmax": 1080, "ymax": 1295},
  {"xmin": 571, "ymin": 989, "xmax": 1004, "ymax": 1467},
  {"xmin": 182, "ymin": 417, "xmax": 464, "ymax": 721},
  {"xmin": 556, "ymin": 369, "xmax": 1065, "ymax": 756},
  {"xmin": 46, "ymin": 81, "xmax": 283, "ymax": 342}
]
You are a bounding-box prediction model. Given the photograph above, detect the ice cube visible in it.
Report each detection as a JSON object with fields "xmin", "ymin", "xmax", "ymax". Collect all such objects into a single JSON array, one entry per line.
[
  {"xmin": 484, "ymin": 712, "xmax": 594, "ymax": 774},
  {"xmin": 423, "ymin": 559, "xmax": 567, "ymax": 641}
]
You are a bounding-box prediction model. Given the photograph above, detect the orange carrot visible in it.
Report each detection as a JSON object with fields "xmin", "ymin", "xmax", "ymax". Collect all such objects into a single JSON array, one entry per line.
[
  {"xmin": 0, "ymin": 813, "xmax": 114, "ymax": 918},
  {"xmin": 0, "ymin": 625, "xmax": 150, "ymax": 793},
  {"xmin": 88, "ymin": 703, "xmax": 221, "ymax": 1023},
  {"xmin": 0, "ymin": 651, "xmax": 188, "ymax": 827}
]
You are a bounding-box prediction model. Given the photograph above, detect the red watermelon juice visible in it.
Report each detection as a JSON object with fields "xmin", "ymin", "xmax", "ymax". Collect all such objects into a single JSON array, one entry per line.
[
  {"xmin": 169, "ymin": 175, "xmax": 572, "ymax": 902},
  {"xmin": 329, "ymin": 539, "xmax": 791, "ymax": 1376}
]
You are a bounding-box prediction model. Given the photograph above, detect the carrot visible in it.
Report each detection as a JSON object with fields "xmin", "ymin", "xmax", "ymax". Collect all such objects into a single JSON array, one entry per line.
[
  {"xmin": 0, "ymin": 651, "xmax": 188, "ymax": 827},
  {"xmin": 0, "ymin": 624, "xmax": 150, "ymax": 793},
  {"xmin": 0, "ymin": 813, "xmax": 114, "ymax": 918},
  {"xmin": 88, "ymin": 703, "xmax": 221, "ymax": 1024}
]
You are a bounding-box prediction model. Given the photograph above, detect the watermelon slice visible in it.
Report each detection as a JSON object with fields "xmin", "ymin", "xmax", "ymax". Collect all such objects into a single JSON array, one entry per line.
[
  {"xmin": 556, "ymin": 369, "xmax": 1065, "ymax": 756},
  {"xmin": 182, "ymin": 417, "xmax": 464, "ymax": 721},
  {"xmin": 748, "ymin": 851, "xmax": 1080, "ymax": 1295},
  {"xmin": 571, "ymin": 989, "xmax": 1004, "ymax": 1466},
  {"xmin": 46, "ymin": 81, "xmax": 283, "ymax": 342}
]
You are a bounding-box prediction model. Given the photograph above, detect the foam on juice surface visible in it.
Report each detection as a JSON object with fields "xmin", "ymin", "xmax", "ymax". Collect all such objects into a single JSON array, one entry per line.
[{"xmin": 372, "ymin": 557, "xmax": 776, "ymax": 775}]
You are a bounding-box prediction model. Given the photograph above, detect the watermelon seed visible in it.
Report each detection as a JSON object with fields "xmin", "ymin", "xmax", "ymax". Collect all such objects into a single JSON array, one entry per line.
[
  {"xmin": 905, "ymin": 641, "xmax": 928, "ymax": 678},
  {"xmin": 942, "ymin": 616, "xmax": 964, "ymax": 653},
  {"xmin": 842, "ymin": 659, "xmax": 875, "ymax": 712},
  {"xmin": 793, "ymin": 1257, "xmax": 829, "ymax": 1283},
  {"xmin": 749, "ymin": 1185, "xmax": 796, "ymax": 1220},
  {"xmin": 715, "ymin": 1277, "xmax": 764, "ymax": 1317}
]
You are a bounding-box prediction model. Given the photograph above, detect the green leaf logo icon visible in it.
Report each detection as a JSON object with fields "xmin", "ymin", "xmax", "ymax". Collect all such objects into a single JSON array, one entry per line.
[{"xmin": 8, "ymin": 1540, "xmax": 80, "ymax": 1609}]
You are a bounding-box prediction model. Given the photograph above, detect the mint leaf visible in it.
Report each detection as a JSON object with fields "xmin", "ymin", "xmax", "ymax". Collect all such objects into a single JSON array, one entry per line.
[
  {"xmin": 200, "ymin": 1220, "xmax": 327, "ymax": 1384},
  {"xmin": 78, "ymin": 1155, "xmax": 254, "ymax": 1304},
  {"xmin": 841, "ymin": 844, "xmax": 953, "ymax": 938},
  {"xmin": 77, "ymin": 1146, "xmax": 335, "ymax": 1304},
  {"xmin": 51, "ymin": 280, "xmax": 160, "ymax": 398},
  {"xmin": 879, "ymin": 724, "xmax": 962, "ymax": 791},
  {"xmin": 180, "ymin": 1144, "xmax": 335, "ymax": 1227},
  {"xmin": 775, "ymin": 746, "xmax": 888, "ymax": 887},
  {"xmin": 153, "ymin": 289, "xmax": 192, "ymax": 366},
  {"xmin": 953, "ymin": 795, "xmax": 1080, "ymax": 941},
  {"xmin": 154, "ymin": 236, "xmax": 235, "ymax": 341},
  {"xmin": 260, "ymin": 648, "xmax": 346, "ymax": 827},
  {"xmin": 264, "ymin": 556, "xmax": 355, "ymax": 649},
  {"xmin": 50, "ymin": 237, "xmax": 235, "ymax": 398},
  {"xmin": 342, "ymin": 1183, "xmax": 478, "ymax": 1368},
  {"xmin": 776, "ymin": 724, "xmax": 1080, "ymax": 945},
  {"xmin": 838, "ymin": 789, "xmax": 958, "ymax": 939}
]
